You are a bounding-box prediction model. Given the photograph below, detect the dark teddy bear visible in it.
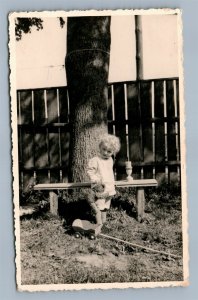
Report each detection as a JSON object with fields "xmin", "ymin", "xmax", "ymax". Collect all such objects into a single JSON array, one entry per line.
[{"xmin": 87, "ymin": 183, "xmax": 110, "ymax": 205}]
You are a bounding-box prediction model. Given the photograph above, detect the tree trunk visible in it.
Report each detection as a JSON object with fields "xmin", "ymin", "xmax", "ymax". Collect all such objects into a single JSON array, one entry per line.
[{"xmin": 66, "ymin": 17, "xmax": 111, "ymax": 182}]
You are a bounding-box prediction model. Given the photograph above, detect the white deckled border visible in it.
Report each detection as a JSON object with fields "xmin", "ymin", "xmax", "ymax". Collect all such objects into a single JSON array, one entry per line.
[{"xmin": 9, "ymin": 8, "xmax": 189, "ymax": 292}]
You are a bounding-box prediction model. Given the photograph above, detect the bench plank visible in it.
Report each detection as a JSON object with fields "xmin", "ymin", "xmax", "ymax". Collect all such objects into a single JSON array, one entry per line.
[{"xmin": 34, "ymin": 179, "xmax": 157, "ymax": 190}]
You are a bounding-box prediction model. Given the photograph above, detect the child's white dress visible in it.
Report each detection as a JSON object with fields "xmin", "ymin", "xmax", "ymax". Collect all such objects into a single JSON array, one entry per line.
[{"xmin": 87, "ymin": 155, "xmax": 115, "ymax": 210}]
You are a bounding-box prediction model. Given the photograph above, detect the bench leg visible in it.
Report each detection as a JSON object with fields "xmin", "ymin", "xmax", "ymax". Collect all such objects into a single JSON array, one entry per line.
[
  {"xmin": 49, "ymin": 191, "xmax": 58, "ymax": 215},
  {"xmin": 136, "ymin": 188, "xmax": 145, "ymax": 222}
]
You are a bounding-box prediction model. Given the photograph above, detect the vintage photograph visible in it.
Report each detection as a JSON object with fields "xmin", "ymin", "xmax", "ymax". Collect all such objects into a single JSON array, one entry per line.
[{"xmin": 9, "ymin": 9, "xmax": 188, "ymax": 291}]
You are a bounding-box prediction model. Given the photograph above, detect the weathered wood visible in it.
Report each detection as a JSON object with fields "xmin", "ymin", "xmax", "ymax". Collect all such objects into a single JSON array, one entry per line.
[
  {"xmin": 136, "ymin": 187, "xmax": 145, "ymax": 222},
  {"xmin": 49, "ymin": 191, "xmax": 58, "ymax": 215},
  {"xmin": 34, "ymin": 179, "xmax": 157, "ymax": 190},
  {"xmin": 34, "ymin": 179, "xmax": 157, "ymax": 220}
]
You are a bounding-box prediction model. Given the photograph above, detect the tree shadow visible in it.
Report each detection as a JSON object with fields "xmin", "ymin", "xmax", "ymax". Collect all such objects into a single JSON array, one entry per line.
[
  {"xmin": 111, "ymin": 194, "xmax": 136, "ymax": 219},
  {"xmin": 58, "ymin": 198, "xmax": 95, "ymax": 226}
]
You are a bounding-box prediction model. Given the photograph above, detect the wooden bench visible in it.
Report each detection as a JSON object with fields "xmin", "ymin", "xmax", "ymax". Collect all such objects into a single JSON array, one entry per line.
[
  {"xmin": 34, "ymin": 179, "xmax": 157, "ymax": 222},
  {"xmin": 34, "ymin": 180, "xmax": 157, "ymax": 221}
]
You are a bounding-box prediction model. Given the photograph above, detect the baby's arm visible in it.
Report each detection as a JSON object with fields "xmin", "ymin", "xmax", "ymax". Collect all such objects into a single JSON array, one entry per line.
[{"xmin": 87, "ymin": 157, "xmax": 101, "ymax": 183}]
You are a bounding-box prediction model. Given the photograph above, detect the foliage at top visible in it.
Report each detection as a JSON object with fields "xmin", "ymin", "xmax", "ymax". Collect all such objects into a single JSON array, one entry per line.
[
  {"xmin": 15, "ymin": 18, "xmax": 43, "ymax": 41},
  {"xmin": 15, "ymin": 17, "xmax": 65, "ymax": 41}
]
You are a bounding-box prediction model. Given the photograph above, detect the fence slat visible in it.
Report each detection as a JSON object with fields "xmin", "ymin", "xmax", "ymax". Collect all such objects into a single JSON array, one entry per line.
[
  {"xmin": 59, "ymin": 87, "xmax": 69, "ymax": 123},
  {"xmin": 111, "ymin": 85, "xmax": 116, "ymax": 135},
  {"xmin": 124, "ymin": 83, "xmax": 130, "ymax": 160},
  {"xmin": 34, "ymin": 90, "xmax": 45, "ymax": 125},
  {"xmin": 141, "ymin": 82, "xmax": 153, "ymax": 164},
  {"xmin": 34, "ymin": 129, "xmax": 48, "ymax": 168},
  {"xmin": 127, "ymin": 83, "xmax": 141, "ymax": 162},
  {"xmin": 47, "ymin": 89, "xmax": 58, "ymax": 123},
  {"xmin": 49, "ymin": 129, "xmax": 61, "ymax": 167},
  {"xmin": 21, "ymin": 128, "xmax": 34, "ymax": 168}
]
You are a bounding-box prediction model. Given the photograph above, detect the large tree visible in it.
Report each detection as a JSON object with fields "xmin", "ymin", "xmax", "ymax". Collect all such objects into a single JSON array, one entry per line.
[{"xmin": 66, "ymin": 16, "xmax": 111, "ymax": 182}]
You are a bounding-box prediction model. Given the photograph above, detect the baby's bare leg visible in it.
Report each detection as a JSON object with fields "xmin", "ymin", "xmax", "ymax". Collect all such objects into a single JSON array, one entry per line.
[
  {"xmin": 90, "ymin": 202, "xmax": 102, "ymax": 225},
  {"xmin": 101, "ymin": 210, "xmax": 107, "ymax": 224}
]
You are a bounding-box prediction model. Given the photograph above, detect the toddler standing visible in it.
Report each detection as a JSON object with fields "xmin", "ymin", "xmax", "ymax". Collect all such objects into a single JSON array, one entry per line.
[{"xmin": 86, "ymin": 134, "xmax": 120, "ymax": 231}]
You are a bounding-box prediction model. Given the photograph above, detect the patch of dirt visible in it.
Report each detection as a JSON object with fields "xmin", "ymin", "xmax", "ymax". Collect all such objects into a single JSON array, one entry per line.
[{"xmin": 75, "ymin": 253, "xmax": 129, "ymax": 270}]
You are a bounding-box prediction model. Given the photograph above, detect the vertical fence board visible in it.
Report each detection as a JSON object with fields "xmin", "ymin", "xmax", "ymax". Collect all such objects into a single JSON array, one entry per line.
[
  {"xmin": 19, "ymin": 91, "xmax": 32, "ymax": 124},
  {"xmin": 111, "ymin": 85, "xmax": 116, "ymax": 135},
  {"xmin": 34, "ymin": 129, "xmax": 48, "ymax": 168},
  {"xmin": 127, "ymin": 83, "xmax": 142, "ymax": 162},
  {"xmin": 132, "ymin": 166, "xmax": 141, "ymax": 180},
  {"xmin": 49, "ymin": 128, "xmax": 60, "ymax": 167},
  {"xmin": 169, "ymin": 165, "xmax": 179, "ymax": 185},
  {"xmin": 59, "ymin": 87, "xmax": 69, "ymax": 123},
  {"xmin": 113, "ymin": 83, "xmax": 127, "ymax": 177},
  {"xmin": 22, "ymin": 171, "xmax": 34, "ymax": 193},
  {"xmin": 124, "ymin": 84, "xmax": 130, "ymax": 160},
  {"xmin": 166, "ymin": 80, "xmax": 177, "ymax": 162},
  {"xmin": 155, "ymin": 123, "xmax": 165, "ymax": 162},
  {"xmin": 176, "ymin": 80, "xmax": 180, "ymax": 120},
  {"xmin": 107, "ymin": 85, "xmax": 114, "ymax": 135},
  {"xmin": 144, "ymin": 166, "xmax": 153, "ymax": 179},
  {"xmin": 50, "ymin": 170, "xmax": 61, "ymax": 183},
  {"xmin": 34, "ymin": 90, "xmax": 45, "ymax": 125},
  {"xmin": 113, "ymin": 83, "xmax": 125, "ymax": 121},
  {"xmin": 140, "ymin": 82, "xmax": 153, "ymax": 163},
  {"xmin": 155, "ymin": 166, "xmax": 166, "ymax": 185},
  {"xmin": 142, "ymin": 126, "xmax": 153, "ymax": 163},
  {"xmin": 163, "ymin": 81, "xmax": 169, "ymax": 182},
  {"xmin": 166, "ymin": 80, "xmax": 175, "ymax": 117},
  {"xmin": 114, "ymin": 123, "xmax": 127, "ymax": 179},
  {"xmin": 21, "ymin": 128, "xmax": 34, "ymax": 168},
  {"xmin": 140, "ymin": 82, "xmax": 152, "ymax": 118},
  {"xmin": 47, "ymin": 89, "xmax": 58, "ymax": 123},
  {"xmin": 60, "ymin": 129, "xmax": 70, "ymax": 167},
  {"xmin": 167, "ymin": 122, "xmax": 177, "ymax": 160},
  {"xmin": 129, "ymin": 127, "xmax": 142, "ymax": 162},
  {"xmin": 62, "ymin": 170, "xmax": 68, "ymax": 183},
  {"xmin": 107, "ymin": 85, "xmax": 113, "ymax": 121},
  {"xmin": 175, "ymin": 80, "xmax": 180, "ymax": 181},
  {"xmin": 151, "ymin": 82, "xmax": 156, "ymax": 178},
  {"xmin": 127, "ymin": 83, "xmax": 139, "ymax": 120},
  {"xmin": 36, "ymin": 170, "xmax": 49, "ymax": 184},
  {"xmin": 154, "ymin": 81, "xmax": 164, "ymax": 118},
  {"xmin": 154, "ymin": 81, "xmax": 165, "ymax": 162}
]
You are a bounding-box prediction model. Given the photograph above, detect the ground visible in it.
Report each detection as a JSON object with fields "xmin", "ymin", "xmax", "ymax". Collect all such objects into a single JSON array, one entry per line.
[{"xmin": 19, "ymin": 187, "xmax": 183, "ymax": 285}]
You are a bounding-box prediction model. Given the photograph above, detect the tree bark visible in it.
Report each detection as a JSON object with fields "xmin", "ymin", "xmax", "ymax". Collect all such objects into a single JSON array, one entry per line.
[{"xmin": 66, "ymin": 17, "xmax": 111, "ymax": 182}]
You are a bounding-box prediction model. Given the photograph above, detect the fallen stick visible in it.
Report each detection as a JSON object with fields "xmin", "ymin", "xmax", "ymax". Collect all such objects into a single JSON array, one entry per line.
[{"xmin": 100, "ymin": 233, "xmax": 182, "ymax": 259}]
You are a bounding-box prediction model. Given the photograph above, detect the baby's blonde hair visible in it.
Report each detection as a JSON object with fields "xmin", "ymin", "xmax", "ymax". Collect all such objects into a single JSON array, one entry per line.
[{"xmin": 99, "ymin": 134, "xmax": 121, "ymax": 154}]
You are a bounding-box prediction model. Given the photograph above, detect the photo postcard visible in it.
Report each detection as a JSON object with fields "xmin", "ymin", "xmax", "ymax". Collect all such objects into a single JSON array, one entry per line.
[{"xmin": 9, "ymin": 8, "xmax": 189, "ymax": 291}]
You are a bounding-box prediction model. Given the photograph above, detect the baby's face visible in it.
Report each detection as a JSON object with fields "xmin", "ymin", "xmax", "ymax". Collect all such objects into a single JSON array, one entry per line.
[{"xmin": 99, "ymin": 143, "xmax": 113, "ymax": 159}]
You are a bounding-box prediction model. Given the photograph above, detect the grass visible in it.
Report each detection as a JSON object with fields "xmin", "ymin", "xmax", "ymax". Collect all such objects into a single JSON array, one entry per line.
[{"xmin": 19, "ymin": 186, "xmax": 183, "ymax": 285}]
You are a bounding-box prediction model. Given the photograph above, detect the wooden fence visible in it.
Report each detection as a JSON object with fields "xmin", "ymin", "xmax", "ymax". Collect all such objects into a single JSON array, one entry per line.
[{"xmin": 17, "ymin": 78, "xmax": 180, "ymax": 191}]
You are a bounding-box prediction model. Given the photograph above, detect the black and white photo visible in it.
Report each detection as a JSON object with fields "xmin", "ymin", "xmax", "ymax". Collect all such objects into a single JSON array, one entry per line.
[{"xmin": 9, "ymin": 9, "xmax": 188, "ymax": 291}]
